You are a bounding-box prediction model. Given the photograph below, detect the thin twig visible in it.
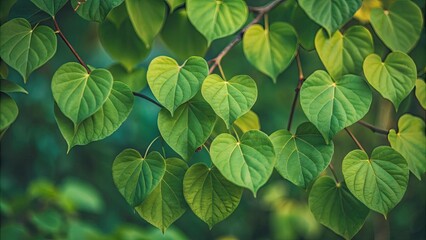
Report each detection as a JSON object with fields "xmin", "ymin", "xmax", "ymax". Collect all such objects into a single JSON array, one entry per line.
[
  {"xmin": 357, "ymin": 120, "xmax": 389, "ymax": 135},
  {"xmin": 133, "ymin": 92, "xmax": 163, "ymax": 108},
  {"xmin": 345, "ymin": 128, "xmax": 366, "ymax": 152},
  {"xmin": 328, "ymin": 163, "xmax": 339, "ymax": 184},
  {"xmin": 287, "ymin": 51, "xmax": 305, "ymax": 131}
]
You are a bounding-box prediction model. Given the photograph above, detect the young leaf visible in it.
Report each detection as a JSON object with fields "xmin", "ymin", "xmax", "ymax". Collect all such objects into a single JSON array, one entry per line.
[
  {"xmin": 109, "ymin": 64, "xmax": 147, "ymax": 92},
  {"xmin": 30, "ymin": 0, "xmax": 68, "ymax": 16},
  {"xmin": 270, "ymin": 122, "xmax": 334, "ymax": 188},
  {"xmin": 183, "ymin": 163, "xmax": 243, "ymax": 229},
  {"xmin": 112, "ymin": 149, "xmax": 166, "ymax": 207},
  {"xmin": 354, "ymin": 0, "xmax": 382, "ymax": 23},
  {"xmin": 363, "ymin": 52, "xmax": 417, "ymax": 110},
  {"xmin": 388, "ymin": 114, "xmax": 426, "ymax": 180},
  {"xmin": 147, "ymin": 56, "xmax": 208, "ymax": 115},
  {"xmin": 0, "ymin": 93, "xmax": 18, "ymax": 131},
  {"xmin": 51, "ymin": 62, "xmax": 113, "ymax": 125},
  {"xmin": 243, "ymin": 22, "xmax": 298, "ymax": 82},
  {"xmin": 0, "ymin": 18, "xmax": 57, "ymax": 82},
  {"xmin": 187, "ymin": 0, "xmax": 248, "ymax": 44},
  {"xmin": 71, "ymin": 0, "xmax": 124, "ymax": 22},
  {"xmin": 415, "ymin": 79, "xmax": 426, "ymax": 109},
  {"xmin": 309, "ymin": 177, "xmax": 369, "ymax": 240},
  {"xmin": 342, "ymin": 146, "xmax": 409, "ymax": 216},
  {"xmin": 0, "ymin": 79, "xmax": 28, "ymax": 94},
  {"xmin": 210, "ymin": 130, "xmax": 275, "ymax": 196},
  {"xmin": 166, "ymin": 0, "xmax": 185, "ymax": 12},
  {"xmin": 201, "ymin": 74, "xmax": 257, "ymax": 128},
  {"xmin": 300, "ymin": 70, "xmax": 372, "ymax": 142},
  {"xmin": 234, "ymin": 110, "xmax": 260, "ymax": 133},
  {"xmin": 136, "ymin": 158, "xmax": 188, "ymax": 233}
]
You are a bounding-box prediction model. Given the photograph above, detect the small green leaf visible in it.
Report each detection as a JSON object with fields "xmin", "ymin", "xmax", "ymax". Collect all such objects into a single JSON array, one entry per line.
[
  {"xmin": 300, "ymin": 70, "xmax": 372, "ymax": 142},
  {"xmin": 109, "ymin": 63, "xmax": 147, "ymax": 92},
  {"xmin": 136, "ymin": 158, "xmax": 188, "ymax": 232},
  {"xmin": 8, "ymin": 0, "xmax": 50, "ymax": 24},
  {"xmin": 30, "ymin": 209, "xmax": 63, "ymax": 234},
  {"xmin": 147, "ymin": 56, "xmax": 208, "ymax": 115},
  {"xmin": 363, "ymin": 52, "xmax": 417, "ymax": 110},
  {"xmin": 342, "ymin": 146, "xmax": 409, "ymax": 215},
  {"xmin": 234, "ymin": 110, "xmax": 260, "ymax": 133},
  {"xmin": 30, "ymin": 0, "xmax": 67, "ymax": 16},
  {"xmin": 415, "ymin": 79, "xmax": 426, "ymax": 109},
  {"xmin": 315, "ymin": 26, "xmax": 374, "ymax": 79},
  {"xmin": 309, "ymin": 177, "xmax": 369, "ymax": 240},
  {"xmin": 388, "ymin": 114, "xmax": 426, "ymax": 180},
  {"xmin": 291, "ymin": 5, "xmax": 320, "ymax": 51},
  {"xmin": 0, "ymin": 18, "xmax": 57, "ymax": 82},
  {"xmin": 183, "ymin": 163, "xmax": 243, "ymax": 229},
  {"xmin": 187, "ymin": 0, "xmax": 248, "ymax": 44},
  {"xmin": 201, "ymin": 74, "xmax": 257, "ymax": 128},
  {"xmin": 0, "ymin": 79, "xmax": 27, "ymax": 94},
  {"xmin": 0, "ymin": 0, "xmax": 17, "ymax": 23},
  {"xmin": 0, "ymin": 93, "xmax": 18, "ymax": 132},
  {"xmin": 243, "ymin": 22, "xmax": 298, "ymax": 82},
  {"xmin": 71, "ymin": 0, "xmax": 124, "ymax": 22},
  {"xmin": 112, "ymin": 149, "xmax": 166, "ymax": 207},
  {"xmin": 210, "ymin": 130, "xmax": 275, "ymax": 196},
  {"xmin": 52, "ymin": 62, "xmax": 113, "ymax": 125},
  {"xmin": 270, "ymin": 122, "xmax": 334, "ymax": 188},
  {"xmin": 166, "ymin": 0, "xmax": 185, "ymax": 12},
  {"xmin": 370, "ymin": 0, "xmax": 423, "ymax": 53},
  {"xmin": 0, "ymin": 60, "xmax": 8, "ymax": 79}
]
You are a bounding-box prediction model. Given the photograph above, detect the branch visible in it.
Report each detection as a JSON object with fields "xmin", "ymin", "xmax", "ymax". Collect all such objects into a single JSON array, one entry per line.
[
  {"xmin": 133, "ymin": 92, "xmax": 163, "ymax": 108},
  {"xmin": 287, "ymin": 51, "xmax": 305, "ymax": 131},
  {"xmin": 357, "ymin": 120, "xmax": 389, "ymax": 135},
  {"xmin": 345, "ymin": 128, "xmax": 366, "ymax": 152}
]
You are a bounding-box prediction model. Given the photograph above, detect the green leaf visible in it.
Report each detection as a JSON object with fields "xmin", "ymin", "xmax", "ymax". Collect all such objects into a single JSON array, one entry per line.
[
  {"xmin": 201, "ymin": 74, "xmax": 257, "ymax": 128},
  {"xmin": 187, "ymin": 0, "xmax": 248, "ymax": 44},
  {"xmin": 126, "ymin": 0, "xmax": 166, "ymax": 47},
  {"xmin": 136, "ymin": 158, "xmax": 188, "ymax": 232},
  {"xmin": 309, "ymin": 177, "xmax": 369, "ymax": 239},
  {"xmin": 291, "ymin": 5, "xmax": 321, "ymax": 51},
  {"xmin": 0, "ymin": 93, "xmax": 18, "ymax": 131},
  {"xmin": 112, "ymin": 149, "xmax": 166, "ymax": 207},
  {"xmin": 30, "ymin": 0, "xmax": 68, "ymax": 16},
  {"xmin": 183, "ymin": 163, "xmax": 243, "ymax": 229},
  {"xmin": 52, "ymin": 62, "xmax": 113, "ymax": 125},
  {"xmin": 0, "ymin": 79, "xmax": 27, "ymax": 94},
  {"xmin": 0, "ymin": 60, "xmax": 8, "ymax": 79},
  {"xmin": 160, "ymin": 9, "xmax": 208, "ymax": 62},
  {"xmin": 388, "ymin": 114, "xmax": 426, "ymax": 180},
  {"xmin": 109, "ymin": 63, "xmax": 147, "ymax": 92},
  {"xmin": 415, "ymin": 79, "xmax": 426, "ymax": 109},
  {"xmin": 0, "ymin": 0, "xmax": 17, "ymax": 23},
  {"xmin": 158, "ymin": 95, "xmax": 216, "ymax": 160},
  {"xmin": 342, "ymin": 146, "xmax": 409, "ymax": 215},
  {"xmin": 0, "ymin": 18, "xmax": 57, "ymax": 82},
  {"xmin": 71, "ymin": 0, "xmax": 124, "ymax": 22},
  {"xmin": 315, "ymin": 26, "xmax": 374, "ymax": 79},
  {"xmin": 234, "ymin": 110, "xmax": 260, "ymax": 133},
  {"xmin": 147, "ymin": 56, "xmax": 208, "ymax": 115},
  {"xmin": 166, "ymin": 0, "xmax": 185, "ymax": 12},
  {"xmin": 9, "ymin": 0, "xmax": 50, "ymax": 24},
  {"xmin": 363, "ymin": 52, "xmax": 417, "ymax": 110},
  {"xmin": 243, "ymin": 22, "xmax": 298, "ymax": 82},
  {"xmin": 370, "ymin": 0, "xmax": 423, "ymax": 53},
  {"xmin": 300, "ymin": 70, "xmax": 372, "ymax": 142},
  {"xmin": 30, "ymin": 209, "xmax": 63, "ymax": 234},
  {"xmin": 270, "ymin": 122, "xmax": 334, "ymax": 188},
  {"xmin": 60, "ymin": 179, "xmax": 104, "ymax": 213},
  {"xmin": 210, "ymin": 130, "xmax": 275, "ymax": 196},
  {"xmin": 298, "ymin": 0, "xmax": 362, "ymax": 36}
]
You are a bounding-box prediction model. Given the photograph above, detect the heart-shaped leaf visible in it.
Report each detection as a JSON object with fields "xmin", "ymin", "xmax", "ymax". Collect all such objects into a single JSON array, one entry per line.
[
  {"xmin": 71, "ymin": 0, "xmax": 124, "ymax": 22},
  {"xmin": 183, "ymin": 163, "xmax": 243, "ymax": 229},
  {"xmin": 300, "ymin": 70, "xmax": 372, "ymax": 142},
  {"xmin": 298, "ymin": 0, "xmax": 362, "ymax": 36},
  {"xmin": 147, "ymin": 56, "xmax": 209, "ymax": 115},
  {"xmin": 109, "ymin": 63, "xmax": 147, "ymax": 92},
  {"xmin": 112, "ymin": 149, "xmax": 166, "ymax": 207},
  {"xmin": 158, "ymin": 94, "xmax": 216, "ymax": 160},
  {"xmin": 342, "ymin": 146, "xmax": 409, "ymax": 215},
  {"xmin": 243, "ymin": 22, "xmax": 298, "ymax": 82},
  {"xmin": 415, "ymin": 79, "xmax": 426, "ymax": 109},
  {"xmin": 0, "ymin": 79, "xmax": 28, "ymax": 94},
  {"xmin": 52, "ymin": 62, "xmax": 113, "ymax": 125},
  {"xmin": 234, "ymin": 110, "xmax": 260, "ymax": 133},
  {"xmin": 370, "ymin": 0, "xmax": 423, "ymax": 53},
  {"xmin": 363, "ymin": 52, "xmax": 417, "ymax": 110},
  {"xmin": 309, "ymin": 177, "xmax": 369, "ymax": 240},
  {"xmin": 31, "ymin": 0, "xmax": 68, "ymax": 16},
  {"xmin": 187, "ymin": 0, "xmax": 248, "ymax": 44},
  {"xmin": 0, "ymin": 18, "xmax": 57, "ymax": 82},
  {"xmin": 0, "ymin": 93, "xmax": 18, "ymax": 131},
  {"xmin": 166, "ymin": 0, "xmax": 185, "ymax": 12},
  {"xmin": 270, "ymin": 122, "xmax": 334, "ymax": 188},
  {"xmin": 210, "ymin": 130, "xmax": 275, "ymax": 196},
  {"xmin": 136, "ymin": 158, "xmax": 188, "ymax": 232},
  {"xmin": 388, "ymin": 114, "xmax": 426, "ymax": 180},
  {"xmin": 315, "ymin": 26, "xmax": 374, "ymax": 79},
  {"xmin": 201, "ymin": 74, "xmax": 257, "ymax": 128}
]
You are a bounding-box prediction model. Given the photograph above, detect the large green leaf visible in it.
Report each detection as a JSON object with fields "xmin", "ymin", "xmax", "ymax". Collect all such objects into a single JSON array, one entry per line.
[
  {"xmin": 126, "ymin": 0, "xmax": 166, "ymax": 47},
  {"xmin": 309, "ymin": 177, "xmax": 369, "ymax": 239},
  {"xmin": 0, "ymin": 79, "xmax": 27, "ymax": 94},
  {"xmin": 183, "ymin": 163, "xmax": 243, "ymax": 229},
  {"xmin": 300, "ymin": 70, "xmax": 372, "ymax": 142},
  {"xmin": 201, "ymin": 74, "xmax": 257, "ymax": 128},
  {"xmin": 363, "ymin": 52, "xmax": 417, "ymax": 110},
  {"xmin": 270, "ymin": 122, "xmax": 334, "ymax": 188},
  {"xmin": 0, "ymin": 18, "xmax": 57, "ymax": 82},
  {"xmin": 342, "ymin": 146, "xmax": 409, "ymax": 215},
  {"xmin": 112, "ymin": 149, "xmax": 166, "ymax": 207},
  {"xmin": 210, "ymin": 130, "xmax": 275, "ymax": 196},
  {"xmin": 158, "ymin": 95, "xmax": 216, "ymax": 161},
  {"xmin": 0, "ymin": 93, "xmax": 18, "ymax": 131},
  {"xmin": 315, "ymin": 26, "xmax": 374, "ymax": 79},
  {"xmin": 166, "ymin": 0, "xmax": 185, "ymax": 12},
  {"xmin": 30, "ymin": 0, "xmax": 67, "ymax": 16},
  {"xmin": 109, "ymin": 64, "xmax": 146, "ymax": 92},
  {"xmin": 147, "ymin": 56, "xmax": 208, "ymax": 115},
  {"xmin": 298, "ymin": 0, "xmax": 362, "ymax": 36},
  {"xmin": 370, "ymin": 0, "xmax": 423, "ymax": 53},
  {"xmin": 71, "ymin": 0, "xmax": 124, "ymax": 22},
  {"xmin": 136, "ymin": 158, "xmax": 188, "ymax": 232},
  {"xmin": 187, "ymin": 0, "xmax": 248, "ymax": 44},
  {"xmin": 415, "ymin": 79, "xmax": 426, "ymax": 109},
  {"xmin": 243, "ymin": 22, "xmax": 298, "ymax": 82},
  {"xmin": 388, "ymin": 114, "xmax": 426, "ymax": 180}
]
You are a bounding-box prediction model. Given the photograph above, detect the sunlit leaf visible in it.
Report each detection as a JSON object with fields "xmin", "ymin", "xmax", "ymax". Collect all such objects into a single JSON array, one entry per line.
[
  {"xmin": 234, "ymin": 110, "xmax": 260, "ymax": 133},
  {"xmin": 415, "ymin": 79, "xmax": 426, "ymax": 109}
]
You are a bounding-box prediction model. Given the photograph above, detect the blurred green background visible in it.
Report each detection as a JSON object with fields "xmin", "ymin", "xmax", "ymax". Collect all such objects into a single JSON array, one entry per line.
[{"xmin": 1, "ymin": 0, "xmax": 425, "ymax": 239}]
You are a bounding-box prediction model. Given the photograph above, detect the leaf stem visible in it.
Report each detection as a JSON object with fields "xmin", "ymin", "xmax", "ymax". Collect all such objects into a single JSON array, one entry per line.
[
  {"xmin": 287, "ymin": 51, "xmax": 305, "ymax": 131},
  {"xmin": 328, "ymin": 163, "xmax": 339, "ymax": 184},
  {"xmin": 144, "ymin": 136, "xmax": 161, "ymax": 158},
  {"xmin": 357, "ymin": 120, "xmax": 389, "ymax": 135},
  {"xmin": 218, "ymin": 62, "xmax": 227, "ymax": 80},
  {"xmin": 132, "ymin": 92, "xmax": 163, "ymax": 108},
  {"xmin": 232, "ymin": 126, "xmax": 241, "ymax": 142},
  {"xmin": 344, "ymin": 128, "xmax": 366, "ymax": 152}
]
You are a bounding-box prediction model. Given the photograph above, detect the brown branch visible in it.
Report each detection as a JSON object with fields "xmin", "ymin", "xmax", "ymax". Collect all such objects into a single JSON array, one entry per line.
[
  {"xmin": 287, "ymin": 51, "xmax": 305, "ymax": 131},
  {"xmin": 133, "ymin": 92, "xmax": 163, "ymax": 108},
  {"xmin": 345, "ymin": 128, "xmax": 366, "ymax": 152},
  {"xmin": 357, "ymin": 120, "xmax": 389, "ymax": 135}
]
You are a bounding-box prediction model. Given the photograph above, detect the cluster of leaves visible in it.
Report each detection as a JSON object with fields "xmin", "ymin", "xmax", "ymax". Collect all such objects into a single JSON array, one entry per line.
[{"xmin": 0, "ymin": 0, "xmax": 425, "ymax": 239}]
